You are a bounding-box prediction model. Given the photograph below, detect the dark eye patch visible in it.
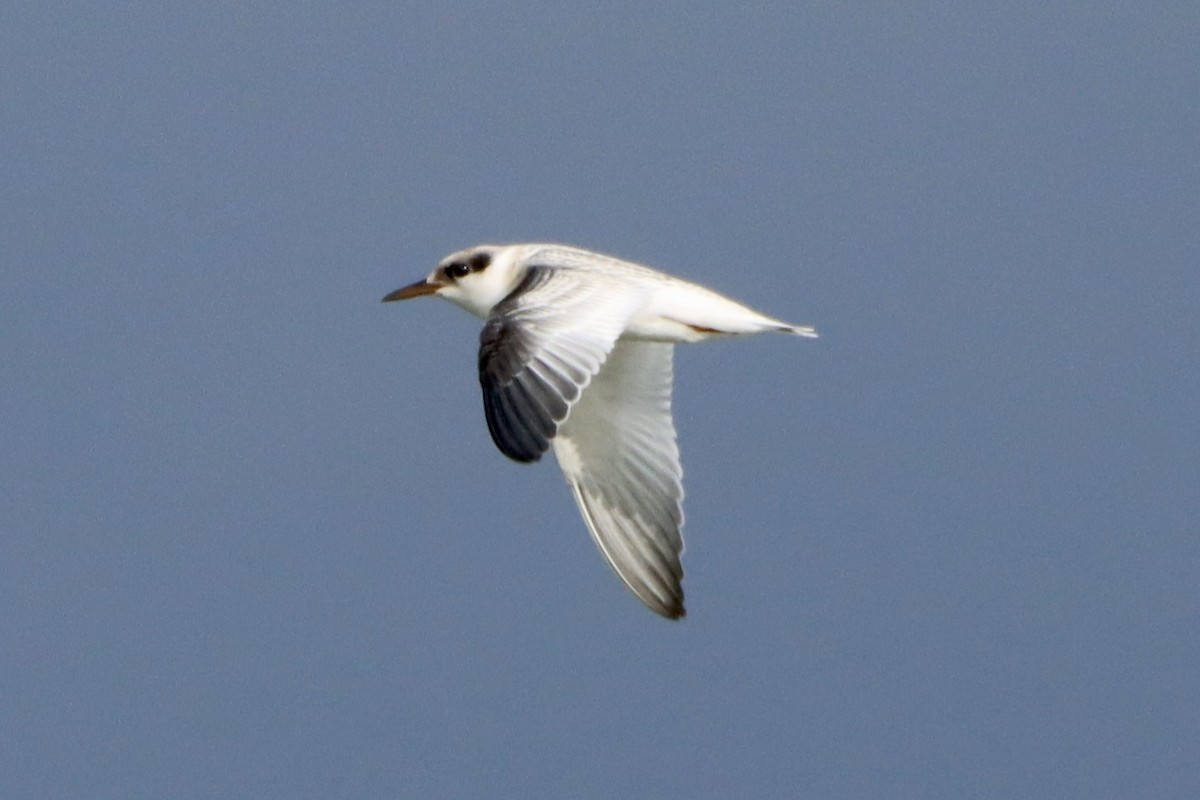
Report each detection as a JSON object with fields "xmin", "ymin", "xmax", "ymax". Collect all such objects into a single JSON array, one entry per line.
[
  {"xmin": 469, "ymin": 252, "xmax": 492, "ymax": 272},
  {"xmin": 445, "ymin": 261, "xmax": 470, "ymax": 279}
]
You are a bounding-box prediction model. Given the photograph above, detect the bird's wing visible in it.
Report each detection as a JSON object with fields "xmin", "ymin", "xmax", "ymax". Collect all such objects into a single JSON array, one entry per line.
[
  {"xmin": 478, "ymin": 267, "xmax": 646, "ymax": 463},
  {"xmin": 551, "ymin": 340, "xmax": 686, "ymax": 619}
]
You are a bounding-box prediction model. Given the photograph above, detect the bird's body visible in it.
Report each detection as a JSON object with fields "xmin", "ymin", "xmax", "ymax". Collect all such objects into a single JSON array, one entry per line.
[{"xmin": 383, "ymin": 243, "xmax": 816, "ymax": 619}]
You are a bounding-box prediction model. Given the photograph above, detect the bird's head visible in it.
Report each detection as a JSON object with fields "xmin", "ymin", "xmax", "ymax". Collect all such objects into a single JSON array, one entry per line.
[{"xmin": 382, "ymin": 245, "xmax": 526, "ymax": 318}]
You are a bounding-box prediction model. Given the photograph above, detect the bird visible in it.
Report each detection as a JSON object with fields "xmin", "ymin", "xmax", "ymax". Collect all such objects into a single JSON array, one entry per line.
[{"xmin": 382, "ymin": 243, "xmax": 817, "ymax": 619}]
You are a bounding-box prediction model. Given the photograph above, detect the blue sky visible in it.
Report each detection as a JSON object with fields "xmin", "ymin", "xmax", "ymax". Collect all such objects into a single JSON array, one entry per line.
[{"xmin": 3, "ymin": 3, "xmax": 1198, "ymax": 798}]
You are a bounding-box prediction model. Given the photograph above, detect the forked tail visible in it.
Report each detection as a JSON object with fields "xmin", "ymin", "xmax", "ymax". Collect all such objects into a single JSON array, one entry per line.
[{"xmin": 781, "ymin": 323, "xmax": 819, "ymax": 338}]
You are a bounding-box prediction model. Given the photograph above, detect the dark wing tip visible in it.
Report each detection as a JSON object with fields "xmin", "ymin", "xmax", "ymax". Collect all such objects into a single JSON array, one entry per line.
[
  {"xmin": 654, "ymin": 578, "xmax": 686, "ymax": 620},
  {"xmin": 489, "ymin": 430, "xmax": 545, "ymax": 463},
  {"xmin": 481, "ymin": 381, "xmax": 552, "ymax": 463},
  {"xmin": 660, "ymin": 600, "xmax": 686, "ymax": 620},
  {"xmin": 479, "ymin": 315, "xmax": 574, "ymax": 464}
]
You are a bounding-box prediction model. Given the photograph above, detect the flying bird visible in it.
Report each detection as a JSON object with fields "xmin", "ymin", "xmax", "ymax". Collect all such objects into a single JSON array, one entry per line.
[{"xmin": 383, "ymin": 243, "xmax": 817, "ymax": 619}]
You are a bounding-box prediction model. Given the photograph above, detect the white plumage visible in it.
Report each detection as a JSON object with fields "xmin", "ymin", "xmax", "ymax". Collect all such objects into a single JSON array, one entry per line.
[{"xmin": 383, "ymin": 243, "xmax": 817, "ymax": 619}]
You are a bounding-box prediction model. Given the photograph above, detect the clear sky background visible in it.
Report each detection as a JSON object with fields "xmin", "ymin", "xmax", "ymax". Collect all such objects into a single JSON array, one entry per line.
[{"xmin": 3, "ymin": 3, "xmax": 1197, "ymax": 798}]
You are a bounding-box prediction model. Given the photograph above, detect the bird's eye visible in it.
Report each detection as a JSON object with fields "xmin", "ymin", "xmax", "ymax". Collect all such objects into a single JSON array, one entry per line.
[{"xmin": 445, "ymin": 262, "xmax": 470, "ymax": 280}]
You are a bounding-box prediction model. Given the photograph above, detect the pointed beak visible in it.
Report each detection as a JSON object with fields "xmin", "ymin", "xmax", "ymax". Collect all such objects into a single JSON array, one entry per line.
[{"xmin": 381, "ymin": 278, "xmax": 440, "ymax": 302}]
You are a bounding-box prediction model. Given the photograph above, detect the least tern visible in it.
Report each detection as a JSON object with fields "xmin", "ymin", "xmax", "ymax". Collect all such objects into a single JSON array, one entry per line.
[{"xmin": 383, "ymin": 243, "xmax": 817, "ymax": 619}]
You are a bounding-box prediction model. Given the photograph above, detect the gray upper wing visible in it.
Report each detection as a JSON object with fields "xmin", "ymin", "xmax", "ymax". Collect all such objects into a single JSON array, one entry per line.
[{"xmin": 478, "ymin": 267, "xmax": 646, "ymax": 462}]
